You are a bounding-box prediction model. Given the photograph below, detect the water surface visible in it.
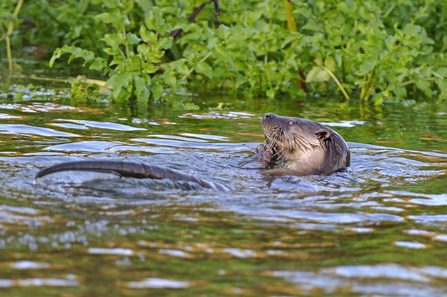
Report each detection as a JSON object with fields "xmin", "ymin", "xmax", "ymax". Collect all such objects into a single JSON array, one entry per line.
[{"xmin": 1, "ymin": 77, "xmax": 447, "ymax": 296}]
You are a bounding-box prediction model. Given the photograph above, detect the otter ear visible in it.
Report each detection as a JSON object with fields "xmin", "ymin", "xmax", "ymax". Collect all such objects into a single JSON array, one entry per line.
[{"xmin": 316, "ymin": 129, "xmax": 330, "ymax": 140}]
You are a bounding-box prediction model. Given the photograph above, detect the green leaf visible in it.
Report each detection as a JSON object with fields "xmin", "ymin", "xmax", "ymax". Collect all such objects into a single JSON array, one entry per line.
[
  {"xmin": 96, "ymin": 12, "xmax": 124, "ymax": 28},
  {"xmin": 435, "ymin": 78, "xmax": 447, "ymax": 100},
  {"xmin": 231, "ymin": 25, "xmax": 247, "ymax": 41},
  {"xmin": 302, "ymin": 21, "xmax": 322, "ymax": 32},
  {"xmin": 102, "ymin": 33, "xmax": 127, "ymax": 48},
  {"xmin": 158, "ymin": 37, "xmax": 173, "ymax": 50},
  {"xmin": 393, "ymin": 23, "xmax": 404, "ymax": 39},
  {"xmin": 89, "ymin": 58, "xmax": 106, "ymax": 71},
  {"xmin": 49, "ymin": 45, "xmax": 95, "ymax": 67},
  {"xmin": 286, "ymin": 55, "xmax": 298, "ymax": 71},
  {"xmin": 96, "ymin": 12, "xmax": 115, "ymax": 23},
  {"xmin": 170, "ymin": 60, "xmax": 190, "ymax": 76},
  {"xmin": 218, "ymin": 25, "xmax": 231, "ymax": 40},
  {"xmin": 164, "ymin": 71, "xmax": 177, "ymax": 87},
  {"xmin": 403, "ymin": 24, "xmax": 420, "ymax": 37},
  {"xmin": 152, "ymin": 83, "xmax": 164, "ymax": 100},
  {"xmin": 145, "ymin": 7, "xmax": 169, "ymax": 34},
  {"xmin": 106, "ymin": 73, "xmax": 132, "ymax": 98},
  {"xmin": 306, "ymin": 66, "xmax": 330, "ymax": 82},
  {"xmin": 49, "ymin": 47, "xmax": 64, "ymax": 68},
  {"xmin": 385, "ymin": 35, "xmax": 396, "ymax": 50},
  {"xmin": 324, "ymin": 56, "xmax": 335, "ymax": 72},
  {"xmin": 194, "ymin": 61, "xmax": 213, "ymax": 78},
  {"xmin": 357, "ymin": 61, "xmax": 376, "ymax": 76},
  {"xmin": 102, "ymin": 0, "xmax": 123, "ymax": 9},
  {"xmin": 314, "ymin": 52, "xmax": 323, "ymax": 66},
  {"xmin": 414, "ymin": 78, "xmax": 432, "ymax": 98},
  {"xmin": 103, "ymin": 47, "xmax": 122, "ymax": 56},
  {"xmin": 213, "ymin": 46, "xmax": 232, "ymax": 63},
  {"xmin": 336, "ymin": 2, "xmax": 357, "ymax": 14},
  {"xmin": 139, "ymin": 26, "xmax": 157, "ymax": 43},
  {"xmin": 266, "ymin": 88, "xmax": 275, "ymax": 99},
  {"xmin": 127, "ymin": 33, "xmax": 142, "ymax": 45},
  {"xmin": 134, "ymin": 75, "xmax": 150, "ymax": 104},
  {"xmin": 374, "ymin": 94, "xmax": 383, "ymax": 106},
  {"xmin": 235, "ymin": 74, "xmax": 247, "ymax": 89},
  {"xmin": 134, "ymin": 75, "xmax": 145, "ymax": 94},
  {"xmin": 393, "ymin": 86, "xmax": 407, "ymax": 98},
  {"xmin": 136, "ymin": 0, "xmax": 152, "ymax": 12}
]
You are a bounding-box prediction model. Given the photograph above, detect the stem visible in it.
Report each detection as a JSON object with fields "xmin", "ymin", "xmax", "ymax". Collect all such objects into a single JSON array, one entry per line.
[
  {"xmin": 283, "ymin": 0, "xmax": 297, "ymax": 32},
  {"xmin": 13, "ymin": 0, "xmax": 24, "ymax": 17},
  {"xmin": 411, "ymin": 0, "xmax": 436, "ymax": 25},
  {"xmin": 400, "ymin": 77, "xmax": 436, "ymax": 87},
  {"xmin": 383, "ymin": 3, "xmax": 396, "ymax": 18},
  {"xmin": 212, "ymin": 0, "xmax": 222, "ymax": 28},
  {"xmin": 283, "ymin": 0, "xmax": 306, "ymax": 92},
  {"xmin": 118, "ymin": 9, "xmax": 130, "ymax": 60},
  {"xmin": 7, "ymin": 0, "xmax": 24, "ymax": 35},
  {"xmin": 123, "ymin": 29, "xmax": 130, "ymax": 59},
  {"xmin": 322, "ymin": 66, "xmax": 350, "ymax": 100},
  {"xmin": 360, "ymin": 76, "xmax": 367, "ymax": 100},
  {"xmin": 23, "ymin": 76, "xmax": 68, "ymax": 83},
  {"xmin": 6, "ymin": 36, "xmax": 12, "ymax": 71},
  {"xmin": 360, "ymin": 66, "xmax": 376, "ymax": 101},
  {"xmin": 4, "ymin": 0, "xmax": 24, "ymax": 71},
  {"xmin": 122, "ymin": 26, "xmax": 130, "ymax": 60}
]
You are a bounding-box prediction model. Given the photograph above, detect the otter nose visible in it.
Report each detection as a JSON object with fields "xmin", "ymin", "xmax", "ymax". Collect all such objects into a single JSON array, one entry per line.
[{"xmin": 263, "ymin": 113, "xmax": 275, "ymax": 120}]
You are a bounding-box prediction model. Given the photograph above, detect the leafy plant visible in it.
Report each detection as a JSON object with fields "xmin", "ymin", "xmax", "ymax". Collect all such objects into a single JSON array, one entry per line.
[
  {"xmin": 7, "ymin": 0, "xmax": 447, "ymax": 104},
  {"xmin": 50, "ymin": 1, "xmax": 193, "ymax": 106},
  {"xmin": 305, "ymin": 0, "xmax": 447, "ymax": 103}
]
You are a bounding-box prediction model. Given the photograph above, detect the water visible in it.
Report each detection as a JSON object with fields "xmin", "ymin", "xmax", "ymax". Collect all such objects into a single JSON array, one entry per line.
[{"xmin": 2, "ymin": 76, "xmax": 447, "ymax": 296}]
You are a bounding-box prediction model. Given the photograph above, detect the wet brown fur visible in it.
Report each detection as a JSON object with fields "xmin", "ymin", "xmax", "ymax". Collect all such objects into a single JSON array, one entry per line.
[{"xmin": 255, "ymin": 113, "xmax": 350, "ymax": 175}]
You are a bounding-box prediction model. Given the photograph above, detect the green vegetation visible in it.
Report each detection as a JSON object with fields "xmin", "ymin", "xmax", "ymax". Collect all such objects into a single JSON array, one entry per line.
[
  {"xmin": 0, "ymin": 0, "xmax": 24, "ymax": 71},
  {"xmin": 2, "ymin": 0, "xmax": 447, "ymax": 104}
]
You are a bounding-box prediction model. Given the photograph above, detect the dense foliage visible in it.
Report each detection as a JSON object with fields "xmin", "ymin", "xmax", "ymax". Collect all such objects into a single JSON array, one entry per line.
[{"xmin": 2, "ymin": 0, "xmax": 447, "ymax": 104}]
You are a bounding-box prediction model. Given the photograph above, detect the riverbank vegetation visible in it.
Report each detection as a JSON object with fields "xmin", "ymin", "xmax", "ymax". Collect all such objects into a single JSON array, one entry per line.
[{"xmin": 1, "ymin": 0, "xmax": 447, "ymax": 105}]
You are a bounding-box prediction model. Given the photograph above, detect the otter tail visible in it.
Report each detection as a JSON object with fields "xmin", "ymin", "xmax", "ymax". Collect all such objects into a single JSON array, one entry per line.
[{"xmin": 35, "ymin": 160, "xmax": 231, "ymax": 191}]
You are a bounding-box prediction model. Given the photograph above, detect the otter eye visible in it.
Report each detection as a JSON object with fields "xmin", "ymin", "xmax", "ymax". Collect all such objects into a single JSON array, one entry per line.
[{"xmin": 288, "ymin": 120, "xmax": 296, "ymax": 126}]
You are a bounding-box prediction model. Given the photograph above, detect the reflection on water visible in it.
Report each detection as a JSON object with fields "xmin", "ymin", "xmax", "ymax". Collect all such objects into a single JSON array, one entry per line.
[
  {"xmin": 53, "ymin": 119, "xmax": 147, "ymax": 131},
  {"xmin": 2, "ymin": 94, "xmax": 447, "ymax": 295},
  {"xmin": 273, "ymin": 264, "xmax": 447, "ymax": 296},
  {"xmin": 128, "ymin": 277, "xmax": 189, "ymax": 289},
  {"xmin": 0, "ymin": 124, "xmax": 79, "ymax": 137},
  {"xmin": 10, "ymin": 261, "xmax": 50, "ymax": 269},
  {"xmin": 0, "ymin": 277, "xmax": 79, "ymax": 287}
]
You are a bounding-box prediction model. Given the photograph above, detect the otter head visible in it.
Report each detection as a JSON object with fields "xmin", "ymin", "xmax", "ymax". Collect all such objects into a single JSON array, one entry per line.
[{"xmin": 261, "ymin": 113, "xmax": 335, "ymax": 161}]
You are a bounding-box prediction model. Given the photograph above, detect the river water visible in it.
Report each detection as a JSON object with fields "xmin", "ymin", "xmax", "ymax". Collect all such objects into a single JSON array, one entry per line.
[{"xmin": 1, "ymin": 75, "xmax": 447, "ymax": 296}]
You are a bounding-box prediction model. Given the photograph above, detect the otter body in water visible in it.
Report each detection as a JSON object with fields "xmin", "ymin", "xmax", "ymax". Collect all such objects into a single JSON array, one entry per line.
[
  {"xmin": 255, "ymin": 113, "xmax": 350, "ymax": 175},
  {"xmin": 35, "ymin": 113, "xmax": 350, "ymax": 191}
]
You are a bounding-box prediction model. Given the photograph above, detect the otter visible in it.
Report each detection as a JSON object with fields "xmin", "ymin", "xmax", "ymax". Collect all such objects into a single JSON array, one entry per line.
[
  {"xmin": 255, "ymin": 113, "xmax": 350, "ymax": 175},
  {"xmin": 35, "ymin": 113, "xmax": 350, "ymax": 191}
]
